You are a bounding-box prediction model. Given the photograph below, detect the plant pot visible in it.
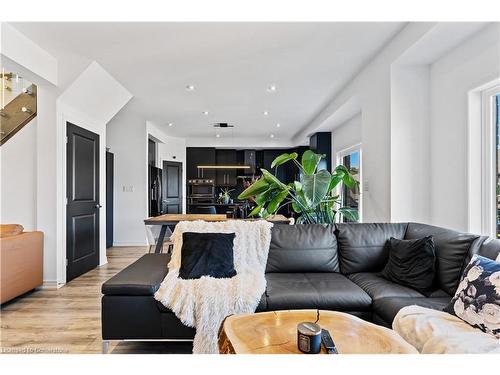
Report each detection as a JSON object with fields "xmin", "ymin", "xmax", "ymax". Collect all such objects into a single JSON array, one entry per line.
[{"xmin": 223, "ymin": 196, "xmax": 230, "ymax": 204}]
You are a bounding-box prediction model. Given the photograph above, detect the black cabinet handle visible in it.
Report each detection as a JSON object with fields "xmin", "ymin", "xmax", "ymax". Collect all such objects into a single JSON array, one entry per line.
[{"xmin": 95, "ymin": 204, "xmax": 102, "ymax": 208}]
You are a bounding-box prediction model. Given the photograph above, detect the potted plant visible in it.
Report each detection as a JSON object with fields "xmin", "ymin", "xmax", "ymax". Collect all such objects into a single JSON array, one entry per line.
[
  {"xmin": 238, "ymin": 150, "xmax": 359, "ymax": 224},
  {"xmin": 219, "ymin": 187, "xmax": 234, "ymax": 204}
]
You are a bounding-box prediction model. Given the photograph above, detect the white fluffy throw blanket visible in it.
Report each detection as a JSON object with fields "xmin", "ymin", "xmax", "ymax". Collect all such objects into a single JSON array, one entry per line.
[
  {"xmin": 393, "ymin": 305, "xmax": 500, "ymax": 354},
  {"xmin": 154, "ymin": 220, "xmax": 273, "ymax": 354}
]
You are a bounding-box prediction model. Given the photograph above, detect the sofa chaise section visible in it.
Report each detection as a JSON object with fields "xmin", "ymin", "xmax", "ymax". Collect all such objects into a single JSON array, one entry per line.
[{"xmin": 101, "ymin": 253, "xmax": 195, "ymax": 341}]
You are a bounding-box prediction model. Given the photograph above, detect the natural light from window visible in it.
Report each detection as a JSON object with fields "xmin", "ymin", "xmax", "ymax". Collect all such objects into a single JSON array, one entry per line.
[{"xmin": 339, "ymin": 147, "xmax": 361, "ymax": 222}]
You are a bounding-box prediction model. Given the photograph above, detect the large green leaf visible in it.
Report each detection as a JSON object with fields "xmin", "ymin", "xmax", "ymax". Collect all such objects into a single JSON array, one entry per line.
[
  {"xmin": 301, "ymin": 169, "xmax": 331, "ymax": 207},
  {"xmin": 254, "ymin": 184, "xmax": 281, "ymax": 206},
  {"xmin": 248, "ymin": 205, "xmax": 263, "ymax": 217},
  {"xmin": 291, "ymin": 201, "xmax": 302, "ymax": 213},
  {"xmin": 260, "ymin": 169, "xmax": 288, "ymax": 189},
  {"xmin": 338, "ymin": 207, "xmax": 359, "ymax": 222},
  {"xmin": 267, "ymin": 189, "xmax": 289, "ymax": 213},
  {"xmin": 238, "ymin": 178, "xmax": 269, "ymax": 199},
  {"xmin": 301, "ymin": 150, "xmax": 325, "ymax": 175},
  {"xmin": 333, "ymin": 164, "xmax": 349, "ymax": 176},
  {"xmin": 271, "ymin": 152, "xmax": 298, "ymax": 168},
  {"xmin": 291, "ymin": 188, "xmax": 308, "ymax": 212},
  {"xmin": 333, "ymin": 165, "xmax": 358, "ymax": 189},
  {"xmin": 327, "ymin": 175, "xmax": 343, "ymax": 193}
]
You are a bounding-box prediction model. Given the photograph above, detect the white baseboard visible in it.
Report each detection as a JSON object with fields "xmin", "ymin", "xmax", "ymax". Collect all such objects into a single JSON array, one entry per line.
[{"xmin": 40, "ymin": 280, "xmax": 59, "ymax": 289}]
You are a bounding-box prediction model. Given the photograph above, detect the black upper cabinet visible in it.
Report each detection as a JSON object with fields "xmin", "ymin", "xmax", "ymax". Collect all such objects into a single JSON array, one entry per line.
[
  {"xmin": 186, "ymin": 147, "xmax": 216, "ymax": 180},
  {"xmin": 309, "ymin": 132, "xmax": 331, "ymax": 171},
  {"xmin": 216, "ymin": 149, "xmax": 237, "ymax": 186}
]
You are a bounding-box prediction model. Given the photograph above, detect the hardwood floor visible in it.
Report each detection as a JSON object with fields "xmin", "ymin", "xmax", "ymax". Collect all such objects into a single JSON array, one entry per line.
[{"xmin": 0, "ymin": 247, "xmax": 192, "ymax": 354}]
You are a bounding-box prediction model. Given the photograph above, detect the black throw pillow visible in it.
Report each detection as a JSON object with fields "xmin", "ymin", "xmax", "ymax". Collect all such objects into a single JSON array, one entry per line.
[
  {"xmin": 382, "ymin": 236, "xmax": 436, "ymax": 295},
  {"xmin": 179, "ymin": 232, "xmax": 237, "ymax": 280}
]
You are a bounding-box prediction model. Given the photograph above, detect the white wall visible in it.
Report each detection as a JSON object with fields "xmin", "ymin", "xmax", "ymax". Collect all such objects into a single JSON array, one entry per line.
[
  {"xmin": 294, "ymin": 23, "xmax": 437, "ymax": 222},
  {"xmin": 390, "ymin": 65, "xmax": 431, "ymax": 223},
  {"xmin": 55, "ymin": 62, "xmax": 132, "ymax": 283},
  {"xmin": 0, "ymin": 118, "xmax": 37, "ymax": 230},
  {"xmin": 147, "ymin": 121, "xmax": 187, "ymax": 214},
  {"xmin": 429, "ymin": 24, "xmax": 500, "ymax": 231},
  {"xmin": 331, "ymin": 113, "xmax": 362, "ymax": 160},
  {"xmin": 107, "ymin": 103, "xmax": 148, "ymax": 246},
  {"xmin": 36, "ymin": 85, "xmax": 58, "ymax": 285},
  {"xmin": 1, "ymin": 23, "xmax": 58, "ymax": 85}
]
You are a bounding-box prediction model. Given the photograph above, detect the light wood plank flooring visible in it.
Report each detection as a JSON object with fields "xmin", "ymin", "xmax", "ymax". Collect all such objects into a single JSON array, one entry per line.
[{"xmin": 0, "ymin": 247, "xmax": 192, "ymax": 354}]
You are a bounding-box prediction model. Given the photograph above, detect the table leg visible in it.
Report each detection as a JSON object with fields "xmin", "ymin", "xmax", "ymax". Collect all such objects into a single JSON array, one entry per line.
[{"xmin": 155, "ymin": 225, "xmax": 167, "ymax": 254}]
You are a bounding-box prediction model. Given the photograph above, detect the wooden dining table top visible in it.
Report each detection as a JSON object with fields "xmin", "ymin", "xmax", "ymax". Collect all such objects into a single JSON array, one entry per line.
[{"xmin": 144, "ymin": 213, "xmax": 289, "ymax": 225}]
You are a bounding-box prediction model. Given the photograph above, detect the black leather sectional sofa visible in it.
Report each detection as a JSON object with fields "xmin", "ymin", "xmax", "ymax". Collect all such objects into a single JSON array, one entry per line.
[{"xmin": 101, "ymin": 222, "xmax": 500, "ymax": 345}]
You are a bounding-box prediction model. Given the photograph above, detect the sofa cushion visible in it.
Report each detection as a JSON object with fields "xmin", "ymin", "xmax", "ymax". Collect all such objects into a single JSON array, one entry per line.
[
  {"xmin": 266, "ymin": 224, "xmax": 338, "ymax": 273},
  {"xmin": 405, "ymin": 223, "xmax": 480, "ymax": 295},
  {"xmin": 477, "ymin": 237, "xmax": 500, "ymax": 262},
  {"xmin": 444, "ymin": 255, "xmax": 500, "ymax": 338},
  {"xmin": 382, "ymin": 236, "xmax": 436, "ymax": 295},
  {"xmin": 102, "ymin": 254, "xmax": 170, "ymax": 296},
  {"xmin": 349, "ymin": 272, "xmax": 441, "ymax": 301},
  {"xmin": 265, "ymin": 272, "xmax": 372, "ymax": 311},
  {"xmin": 179, "ymin": 232, "xmax": 236, "ymax": 280},
  {"xmin": 373, "ymin": 296, "xmax": 451, "ymax": 327},
  {"xmin": 336, "ymin": 223, "xmax": 408, "ymax": 274}
]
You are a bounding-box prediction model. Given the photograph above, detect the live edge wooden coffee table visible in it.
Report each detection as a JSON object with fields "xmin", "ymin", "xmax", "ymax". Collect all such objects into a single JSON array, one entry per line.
[{"xmin": 218, "ymin": 310, "xmax": 417, "ymax": 354}]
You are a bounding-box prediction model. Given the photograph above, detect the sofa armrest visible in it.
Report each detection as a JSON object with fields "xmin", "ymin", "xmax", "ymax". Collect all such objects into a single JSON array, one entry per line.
[
  {"xmin": 0, "ymin": 231, "xmax": 44, "ymax": 303},
  {"xmin": 102, "ymin": 253, "xmax": 171, "ymax": 296}
]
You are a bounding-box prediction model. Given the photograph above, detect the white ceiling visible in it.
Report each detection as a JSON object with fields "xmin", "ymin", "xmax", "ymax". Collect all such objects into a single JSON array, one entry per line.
[{"xmin": 11, "ymin": 22, "xmax": 405, "ymax": 144}]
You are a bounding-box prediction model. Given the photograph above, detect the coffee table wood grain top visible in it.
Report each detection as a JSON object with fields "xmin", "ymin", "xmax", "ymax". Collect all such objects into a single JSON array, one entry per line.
[{"xmin": 218, "ymin": 310, "xmax": 418, "ymax": 354}]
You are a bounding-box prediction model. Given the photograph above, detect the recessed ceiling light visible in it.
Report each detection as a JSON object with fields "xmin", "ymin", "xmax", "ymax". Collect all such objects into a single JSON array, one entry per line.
[
  {"xmin": 276, "ymin": 123, "xmax": 281, "ymax": 128},
  {"xmin": 203, "ymin": 111, "xmax": 209, "ymax": 115},
  {"xmin": 216, "ymin": 134, "xmax": 220, "ymax": 138},
  {"xmin": 270, "ymin": 134, "xmax": 275, "ymax": 138},
  {"xmin": 267, "ymin": 85, "xmax": 277, "ymax": 92},
  {"xmin": 186, "ymin": 85, "xmax": 195, "ymax": 91},
  {"xmin": 168, "ymin": 123, "xmax": 173, "ymax": 127},
  {"xmin": 263, "ymin": 111, "xmax": 269, "ymax": 116}
]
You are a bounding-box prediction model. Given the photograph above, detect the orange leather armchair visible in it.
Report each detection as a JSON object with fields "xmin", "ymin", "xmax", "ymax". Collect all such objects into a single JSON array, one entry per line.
[{"xmin": 0, "ymin": 224, "xmax": 43, "ymax": 304}]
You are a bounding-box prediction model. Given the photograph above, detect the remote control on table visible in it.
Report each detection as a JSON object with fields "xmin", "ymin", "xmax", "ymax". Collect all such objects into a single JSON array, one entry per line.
[{"xmin": 321, "ymin": 329, "xmax": 338, "ymax": 354}]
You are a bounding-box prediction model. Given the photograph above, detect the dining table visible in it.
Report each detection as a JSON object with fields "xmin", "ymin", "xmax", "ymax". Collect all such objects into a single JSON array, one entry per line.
[{"xmin": 144, "ymin": 213, "xmax": 290, "ymax": 253}]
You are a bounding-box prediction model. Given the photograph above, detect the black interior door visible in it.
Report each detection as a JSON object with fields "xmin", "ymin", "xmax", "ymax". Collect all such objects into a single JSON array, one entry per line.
[
  {"xmin": 66, "ymin": 122, "xmax": 100, "ymax": 282},
  {"xmin": 162, "ymin": 161, "xmax": 183, "ymax": 214},
  {"xmin": 106, "ymin": 151, "xmax": 114, "ymax": 248}
]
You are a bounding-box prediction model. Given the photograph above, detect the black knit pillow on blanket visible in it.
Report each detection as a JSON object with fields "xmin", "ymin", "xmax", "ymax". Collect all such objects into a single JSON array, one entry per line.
[{"xmin": 179, "ymin": 232, "xmax": 237, "ymax": 280}]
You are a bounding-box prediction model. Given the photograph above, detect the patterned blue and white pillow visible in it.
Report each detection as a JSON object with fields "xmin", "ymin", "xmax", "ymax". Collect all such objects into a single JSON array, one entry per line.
[{"xmin": 444, "ymin": 255, "xmax": 500, "ymax": 338}]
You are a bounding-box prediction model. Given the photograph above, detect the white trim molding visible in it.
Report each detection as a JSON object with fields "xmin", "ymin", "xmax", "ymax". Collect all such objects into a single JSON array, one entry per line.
[
  {"xmin": 467, "ymin": 80, "xmax": 500, "ymax": 236},
  {"xmin": 336, "ymin": 143, "xmax": 363, "ymax": 223}
]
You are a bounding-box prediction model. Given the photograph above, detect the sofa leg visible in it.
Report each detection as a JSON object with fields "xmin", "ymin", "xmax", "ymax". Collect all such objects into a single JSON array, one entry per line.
[{"xmin": 102, "ymin": 340, "xmax": 110, "ymax": 354}]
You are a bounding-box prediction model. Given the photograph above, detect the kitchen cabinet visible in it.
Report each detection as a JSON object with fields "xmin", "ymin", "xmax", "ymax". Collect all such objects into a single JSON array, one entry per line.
[
  {"xmin": 309, "ymin": 132, "xmax": 331, "ymax": 171},
  {"xmin": 216, "ymin": 149, "xmax": 237, "ymax": 186},
  {"xmin": 186, "ymin": 147, "xmax": 216, "ymax": 179}
]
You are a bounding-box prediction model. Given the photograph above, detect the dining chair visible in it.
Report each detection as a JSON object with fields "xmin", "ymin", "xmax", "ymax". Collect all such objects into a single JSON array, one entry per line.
[{"xmin": 145, "ymin": 225, "xmax": 173, "ymax": 254}]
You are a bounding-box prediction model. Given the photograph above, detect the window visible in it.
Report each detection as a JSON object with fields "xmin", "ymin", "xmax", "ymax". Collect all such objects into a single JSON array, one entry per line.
[
  {"xmin": 495, "ymin": 94, "xmax": 500, "ymax": 237},
  {"xmin": 337, "ymin": 145, "xmax": 362, "ymax": 222}
]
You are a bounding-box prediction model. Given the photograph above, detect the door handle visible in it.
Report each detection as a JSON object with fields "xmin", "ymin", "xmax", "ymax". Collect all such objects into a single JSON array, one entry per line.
[{"xmin": 95, "ymin": 204, "xmax": 102, "ymax": 208}]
